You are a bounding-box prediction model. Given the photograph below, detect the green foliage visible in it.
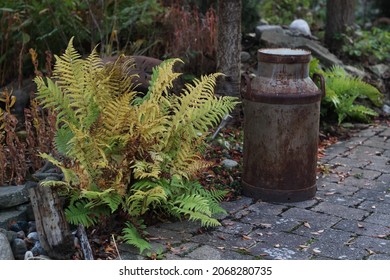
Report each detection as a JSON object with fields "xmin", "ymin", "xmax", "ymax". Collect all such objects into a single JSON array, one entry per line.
[
  {"xmin": 259, "ymin": 0, "xmax": 325, "ymax": 27},
  {"xmin": 342, "ymin": 27, "xmax": 390, "ymax": 63},
  {"xmin": 311, "ymin": 59, "xmax": 384, "ymax": 124},
  {"xmin": 122, "ymin": 222, "xmax": 151, "ymax": 254},
  {"xmin": 0, "ymin": 0, "xmax": 163, "ymax": 85},
  {"xmin": 34, "ymin": 38, "xmax": 238, "ymax": 253}
]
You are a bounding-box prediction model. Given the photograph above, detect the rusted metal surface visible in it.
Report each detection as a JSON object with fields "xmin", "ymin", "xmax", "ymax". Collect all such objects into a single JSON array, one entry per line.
[{"xmin": 242, "ymin": 48, "xmax": 325, "ymax": 202}]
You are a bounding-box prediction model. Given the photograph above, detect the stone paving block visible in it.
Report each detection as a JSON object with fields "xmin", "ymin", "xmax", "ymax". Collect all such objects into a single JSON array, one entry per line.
[
  {"xmin": 320, "ymin": 142, "xmax": 351, "ymax": 157},
  {"xmin": 354, "ymin": 127, "xmax": 380, "ymax": 137},
  {"xmin": 315, "ymin": 192, "xmax": 364, "ymax": 207},
  {"xmin": 353, "ymin": 188, "xmax": 390, "ymax": 203},
  {"xmin": 378, "ymin": 127, "xmax": 390, "ymax": 137},
  {"xmin": 316, "ymin": 182, "xmax": 359, "ymax": 196},
  {"xmin": 248, "ymin": 231, "xmax": 311, "ymax": 260},
  {"xmin": 157, "ymin": 220, "xmax": 202, "ymax": 233},
  {"xmin": 376, "ymin": 173, "xmax": 390, "ymax": 185},
  {"xmin": 352, "ymin": 236, "xmax": 390, "ymax": 254},
  {"xmin": 332, "ymin": 219, "xmax": 390, "ymax": 237},
  {"xmin": 312, "ymin": 202, "xmax": 369, "ymax": 220},
  {"xmin": 357, "ymin": 200, "xmax": 390, "ymax": 214},
  {"xmin": 221, "ymin": 197, "xmax": 254, "ymax": 215},
  {"xmin": 191, "ymin": 231, "xmax": 256, "ymax": 250},
  {"xmin": 347, "ymin": 145, "xmax": 385, "ymax": 159},
  {"xmin": 309, "ymin": 229, "xmax": 365, "ymax": 260},
  {"xmin": 363, "ymin": 212, "xmax": 390, "ymax": 227},
  {"xmin": 245, "ymin": 201, "xmax": 288, "ymax": 216},
  {"xmin": 367, "ymin": 254, "xmax": 390, "ymax": 260},
  {"xmin": 186, "ymin": 245, "xmax": 223, "ymax": 259},
  {"xmin": 281, "ymin": 208, "xmax": 341, "ymax": 237},
  {"xmin": 365, "ymin": 156, "xmax": 390, "ymax": 173},
  {"xmin": 344, "ymin": 137, "xmax": 368, "ymax": 148},
  {"xmin": 349, "ymin": 167, "xmax": 383, "ymax": 180},
  {"xmin": 217, "ymin": 220, "xmax": 253, "ymax": 235},
  {"xmin": 146, "ymin": 225, "xmax": 193, "ymax": 244},
  {"xmin": 341, "ymin": 177, "xmax": 380, "ymax": 190},
  {"xmin": 328, "ymin": 156, "xmax": 369, "ymax": 169},
  {"xmin": 276, "ymin": 198, "xmax": 318, "ymax": 209},
  {"xmin": 241, "ymin": 213, "xmax": 301, "ymax": 232},
  {"xmin": 363, "ymin": 136, "xmax": 389, "ymax": 150}
]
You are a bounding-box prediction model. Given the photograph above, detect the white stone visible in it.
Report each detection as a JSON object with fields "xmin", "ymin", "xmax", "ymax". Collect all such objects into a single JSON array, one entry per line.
[
  {"xmin": 289, "ymin": 19, "xmax": 311, "ymax": 36},
  {"xmin": 222, "ymin": 159, "xmax": 239, "ymax": 169}
]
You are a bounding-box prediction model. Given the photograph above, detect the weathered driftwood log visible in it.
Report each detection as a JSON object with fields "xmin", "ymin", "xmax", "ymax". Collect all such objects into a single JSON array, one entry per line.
[
  {"xmin": 76, "ymin": 224, "xmax": 94, "ymax": 260},
  {"xmin": 28, "ymin": 182, "xmax": 74, "ymax": 259}
]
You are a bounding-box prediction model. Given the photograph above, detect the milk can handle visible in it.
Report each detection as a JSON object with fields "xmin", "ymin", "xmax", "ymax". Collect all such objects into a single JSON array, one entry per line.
[
  {"xmin": 241, "ymin": 73, "xmax": 252, "ymax": 99},
  {"xmin": 313, "ymin": 73, "xmax": 326, "ymax": 98}
]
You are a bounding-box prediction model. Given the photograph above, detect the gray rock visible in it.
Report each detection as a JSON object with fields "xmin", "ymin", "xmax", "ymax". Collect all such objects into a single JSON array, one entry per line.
[
  {"xmin": 259, "ymin": 27, "xmax": 342, "ymax": 67},
  {"xmin": 289, "ymin": 19, "xmax": 311, "ymax": 36},
  {"xmin": 222, "ymin": 159, "xmax": 238, "ymax": 169},
  {"xmin": 0, "ymin": 185, "xmax": 29, "ymax": 209},
  {"xmin": 16, "ymin": 230, "xmax": 26, "ymax": 239},
  {"xmin": 370, "ymin": 64, "xmax": 390, "ymax": 79},
  {"xmin": 240, "ymin": 51, "xmax": 251, "ymax": 63},
  {"xmin": 0, "ymin": 228, "xmax": 18, "ymax": 242},
  {"xmin": 0, "ymin": 207, "xmax": 28, "ymax": 229},
  {"xmin": 255, "ymin": 25, "xmax": 283, "ymax": 41},
  {"xmin": 11, "ymin": 238, "xmax": 28, "ymax": 260},
  {"xmin": 344, "ymin": 65, "xmax": 367, "ymax": 79},
  {"xmin": 31, "ymin": 240, "xmax": 46, "ymax": 256},
  {"xmin": 383, "ymin": 104, "xmax": 390, "ymax": 114},
  {"xmin": 27, "ymin": 231, "xmax": 39, "ymax": 243},
  {"xmin": 0, "ymin": 232, "xmax": 14, "ymax": 260}
]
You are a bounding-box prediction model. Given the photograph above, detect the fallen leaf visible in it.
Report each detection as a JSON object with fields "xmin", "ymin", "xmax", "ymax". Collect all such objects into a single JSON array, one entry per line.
[
  {"xmin": 325, "ymin": 192, "xmax": 336, "ymax": 196},
  {"xmin": 299, "ymin": 245, "xmax": 309, "ymax": 249},
  {"xmin": 313, "ymin": 249, "xmax": 321, "ymax": 254},
  {"xmin": 377, "ymin": 235, "xmax": 387, "ymax": 238},
  {"xmin": 242, "ymin": 235, "xmax": 252, "ymax": 240},
  {"xmin": 366, "ymin": 249, "xmax": 375, "ymax": 255},
  {"xmin": 259, "ymin": 223, "xmax": 272, "ymax": 229},
  {"xmin": 317, "ymin": 229, "xmax": 324, "ymax": 233},
  {"xmin": 371, "ymin": 205, "xmax": 376, "ymax": 209},
  {"xmin": 274, "ymin": 244, "xmax": 280, "ymax": 248},
  {"xmin": 218, "ymin": 235, "xmax": 226, "ymax": 240},
  {"xmin": 259, "ymin": 253, "xmax": 269, "ymax": 257},
  {"xmin": 357, "ymin": 223, "xmax": 365, "ymax": 228},
  {"xmin": 217, "ymin": 247, "xmax": 225, "ymax": 250},
  {"xmin": 304, "ymin": 222, "xmax": 311, "ymax": 228}
]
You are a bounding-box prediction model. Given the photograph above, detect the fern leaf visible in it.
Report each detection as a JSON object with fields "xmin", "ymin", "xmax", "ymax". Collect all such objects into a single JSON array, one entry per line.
[
  {"xmin": 81, "ymin": 188, "xmax": 122, "ymax": 213},
  {"xmin": 65, "ymin": 201, "xmax": 99, "ymax": 228},
  {"xmin": 122, "ymin": 222, "xmax": 151, "ymax": 254}
]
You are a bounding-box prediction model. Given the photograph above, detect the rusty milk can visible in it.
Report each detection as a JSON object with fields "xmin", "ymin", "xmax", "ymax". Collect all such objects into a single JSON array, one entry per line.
[{"xmin": 242, "ymin": 48, "xmax": 325, "ymax": 202}]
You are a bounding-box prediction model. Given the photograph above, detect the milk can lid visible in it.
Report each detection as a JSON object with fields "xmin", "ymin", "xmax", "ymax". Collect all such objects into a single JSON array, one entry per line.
[{"xmin": 258, "ymin": 48, "xmax": 311, "ymax": 64}]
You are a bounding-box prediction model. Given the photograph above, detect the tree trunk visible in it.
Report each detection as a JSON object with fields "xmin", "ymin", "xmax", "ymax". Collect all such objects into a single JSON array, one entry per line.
[
  {"xmin": 29, "ymin": 182, "xmax": 74, "ymax": 259},
  {"xmin": 216, "ymin": 0, "xmax": 241, "ymax": 98},
  {"xmin": 325, "ymin": 0, "xmax": 356, "ymax": 54}
]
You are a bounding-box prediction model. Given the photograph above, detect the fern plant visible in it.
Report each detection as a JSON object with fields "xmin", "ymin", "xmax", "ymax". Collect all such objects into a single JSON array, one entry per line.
[
  {"xmin": 310, "ymin": 58, "xmax": 384, "ymax": 124},
  {"xmin": 35, "ymin": 38, "xmax": 238, "ymax": 254}
]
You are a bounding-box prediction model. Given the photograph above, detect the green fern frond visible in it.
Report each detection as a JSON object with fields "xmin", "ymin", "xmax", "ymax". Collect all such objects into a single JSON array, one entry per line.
[
  {"xmin": 126, "ymin": 186, "xmax": 167, "ymax": 216},
  {"xmin": 81, "ymin": 188, "xmax": 123, "ymax": 213},
  {"xmin": 65, "ymin": 201, "xmax": 100, "ymax": 228},
  {"xmin": 147, "ymin": 58, "xmax": 183, "ymax": 101},
  {"xmin": 122, "ymin": 222, "xmax": 151, "ymax": 254},
  {"xmin": 39, "ymin": 153, "xmax": 80, "ymax": 186}
]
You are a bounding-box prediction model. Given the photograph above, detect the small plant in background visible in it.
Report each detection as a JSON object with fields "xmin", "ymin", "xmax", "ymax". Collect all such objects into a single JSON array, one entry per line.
[
  {"xmin": 163, "ymin": 3, "xmax": 217, "ymax": 77},
  {"xmin": 342, "ymin": 27, "xmax": 390, "ymax": 63},
  {"xmin": 259, "ymin": 0, "xmax": 326, "ymax": 28},
  {"xmin": 34, "ymin": 38, "xmax": 238, "ymax": 253},
  {"xmin": 310, "ymin": 58, "xmax": 384, "ymax": 124}
]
